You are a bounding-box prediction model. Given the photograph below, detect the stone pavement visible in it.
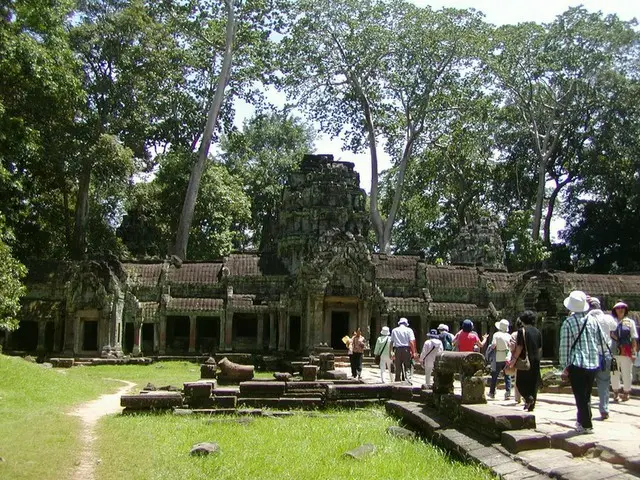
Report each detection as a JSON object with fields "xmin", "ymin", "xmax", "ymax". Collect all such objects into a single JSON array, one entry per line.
[{"xmin": 346, "ymin": 363, "xmax": 640, "ymax": 479}]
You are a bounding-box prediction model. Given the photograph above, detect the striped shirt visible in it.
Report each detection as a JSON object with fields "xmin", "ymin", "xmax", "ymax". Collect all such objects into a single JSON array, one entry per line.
[{"xmin": 559, "ymin": 312, "xmax": 604, "ymax": 370}]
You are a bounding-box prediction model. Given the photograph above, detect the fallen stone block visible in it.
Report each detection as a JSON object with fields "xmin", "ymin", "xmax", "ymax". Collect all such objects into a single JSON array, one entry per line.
[
  {"xmin": 120, "ymin": 392, "xmax": 183, "ymax": 410},
  {"xmin": 386, "ymin": 426, "xmax": 416, "ymax": 440},
  {"xmin": 277, "ymin": 397, "xmax": 324, "ymax": 410},
  {"xmin": 343, "ymin": 444, "xmax": 376, "ymax": 459},
  {"xmin": 460, "ymin": 404, "xmax": 536, "ymax": 441},
  {"xmin": 302, "ymin": 365, "xmax": 319, "ymax": 381},
  {"xmin": 239, "ymin": 381, "xmax": 286, "ymax": 397},
  {"xmin": 549, "ymin": 430, "xmax": 598, "ymax": 457},
  {"xmin": 273, "ymin": 372, "xmax": 292, "ymax": 382},
  {"xmin": 190, "ymin": 442, "xmax": 220, "ymax": 456},
  {"xmin": 237, "ymin": 397, "xmax": 280, "ymax": 408},
  {"xmin": 333, "ymin": 384, "xmax": 393, "ymax": 399},
  {"xmin": 212, "ymin": 396, "xmax": 237, "ymax": 409},
  {"xmin": 502, "ymin": 429, "xmax": 550, "ymax": 454},
  {"xmin": 391, "ymin": 385, "xmax": 421, "ymax": 401},
  {"xmin": 184, "ymin": 381, "xmax": 215, "ymax": 398},
  {"xmin": 50, "ymin": 358, "xmax": 74, "ymax": 368},
  {"xmin": 320, "ymin": 369, "xmax": 347, "ymax": 380}
]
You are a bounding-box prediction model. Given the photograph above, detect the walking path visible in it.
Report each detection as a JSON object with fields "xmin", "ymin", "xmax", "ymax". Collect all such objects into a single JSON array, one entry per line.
[
  {"xmin": 68, "ymin": 380, "xmax": 135, "ymax": 480},
  {"xmin": 353, "ymin": 363, "xmax": 640, "ymax": 478}
]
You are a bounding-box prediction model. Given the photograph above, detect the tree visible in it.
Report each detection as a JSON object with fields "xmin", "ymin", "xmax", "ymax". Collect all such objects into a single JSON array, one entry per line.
[
  {"xmin": 488, "ymin": 8, "xmax": 640, "ymax": 245},
  {"xmin": 155, "ymin": 149, "xmax": 251, "ymax": 260},
  {"xmin": 0, "ymin": 209, "xmax": 26, "ymax": 332},
  {"xmin": 221, "ymin": 112, "xmax": 315, "ymax": 250},
  {"xmin": 171, "ymin": 0, "xmax": 292, "ymax": 259},
  {"xmin": 280, "ymin": 0, "xmax": 489, "ymax": 252}
]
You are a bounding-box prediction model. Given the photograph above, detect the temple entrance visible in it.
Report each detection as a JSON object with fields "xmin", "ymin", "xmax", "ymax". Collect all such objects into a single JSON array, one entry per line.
[
  {"xmin": 331, "ymin": 311, "xmax": 350, "ymax": 349},
  {"xmin": 124, "ymin": 323, "xmax": 134, "ymax": 353},
  {"xmin": 82, "ymin": 320, "xmax": 98, "ymax": 351},
  {"xmin": 141, "ymin": 323, "xmax": 155, "ymax": 354},
  {"xmin": 289, "ymin": 315, "xmax": 301, "ymax": 351}
]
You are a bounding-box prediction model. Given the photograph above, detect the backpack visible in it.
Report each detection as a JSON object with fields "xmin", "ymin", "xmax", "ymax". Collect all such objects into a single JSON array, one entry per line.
[
  {"xmin": 616, "ymin": 320, "xmax": 633, "ymax": 346},
  {"xmin": 439, "ymin": 332, "xmax": 453, "ymax": 351}
]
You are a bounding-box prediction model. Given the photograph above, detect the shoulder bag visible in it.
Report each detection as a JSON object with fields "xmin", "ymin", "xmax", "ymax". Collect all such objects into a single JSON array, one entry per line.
[
  {"xmin": 374, "ymin": 337, "xmax": 389, "ymax": 364},
  {"xmin": 597, "ymin": 325, "xmax": 619, "ymax": 372},
  {"xmin": 514, "ymin": 327, "xmax": 531, "ymax": 371}
]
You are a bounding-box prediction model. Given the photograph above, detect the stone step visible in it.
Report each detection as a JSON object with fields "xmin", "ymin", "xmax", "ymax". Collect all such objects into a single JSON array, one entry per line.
[{"xmin": 121, "ymin": 392, "xmax": 183, "ymax": 410}]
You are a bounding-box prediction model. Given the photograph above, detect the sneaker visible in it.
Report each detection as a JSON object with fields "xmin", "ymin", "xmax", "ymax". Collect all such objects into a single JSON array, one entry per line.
[
  {"xmin": 504, "ymin": 392, "xmax": 511, "ymax": 401},
  {"xmin": 487, "ymin": 392, "xmax": 495, "ymax": 399},
  {"xmin": 575, "ymin": 423, "xmax": 593, "ymax": 434},
  {"xmin": 601, "ymin": 412, "xmax": 609, "ymax": 420}
]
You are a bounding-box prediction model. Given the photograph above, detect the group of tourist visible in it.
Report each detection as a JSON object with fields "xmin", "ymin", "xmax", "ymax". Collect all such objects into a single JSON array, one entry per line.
[
  {"xmin": 559, "ymin": 291, "xmax": 638, "ymax": 434},
  {"xmin": 361, "ymin": 292, "xmax": 637, "ymax": 435}
]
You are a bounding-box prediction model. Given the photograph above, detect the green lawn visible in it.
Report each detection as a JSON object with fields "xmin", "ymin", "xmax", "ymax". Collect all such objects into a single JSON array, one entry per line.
[{"xmin": 0, "ymin": 355, "xmax": 495, "ymax": 480}]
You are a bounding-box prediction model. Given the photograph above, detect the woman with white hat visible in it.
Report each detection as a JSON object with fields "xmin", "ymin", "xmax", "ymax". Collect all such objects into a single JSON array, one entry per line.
[
  {"xmin": 488, "ymin": 319, "xmax": 512, "ymax": 400},
  {"xmin": 373, "ymin": 326, "xmax": 393, "ymax": 383},
  {"xmin": 610, "ymin": 300, "xmax": 638, "ymax": 402},
  {"xmin": 419, "ymin": 330, "xmax": 444, "ymax": 388}
]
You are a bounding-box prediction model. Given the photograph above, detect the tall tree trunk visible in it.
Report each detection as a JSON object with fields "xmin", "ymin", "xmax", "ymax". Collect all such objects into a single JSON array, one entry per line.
[
  {"xmin": 531, "ymin": 154, "xmax": 546, "ymax": 242},
  {"xmin": 172, "ymin": 0, "xmax": 236, "ymax": 260},
  {"xmin": 542, "ymin": 177, "xmax": 571, "ymax": 248},
  {"xmin": 71, "ymin": 164, "xmax": 92, "ymax": 259},
  {"xmin": 63, "ymin": 183, "xmax": 72, "ymax": 250}
]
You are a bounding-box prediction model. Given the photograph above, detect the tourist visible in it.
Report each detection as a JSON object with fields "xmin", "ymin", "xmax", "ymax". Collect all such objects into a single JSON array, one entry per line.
[
  {"xmin": 508, "ymin": 319, "xmax": 523, "ymax": 404},
  {"xmin": 437, "ymin": 323, "xmax": 454, "ymax": 351},
  {"xmin": 509, "ymin": 310, "xmax": 542, "ymax": 412},
  {"xmin": 559, "ymin": 290, "xmax": 600, "ymax": 434},
  {"xmin": 488, "ymin": 319, "xmax": 512, "ymax": 400},
  {"xmin": 390, "ymin": 317, "xmax": 416, "ymax": 382},
  {"xmin": 586, "ymin": 296, "xmax": 617, "ymax": 419},
  {"xmin": 373, "ymin": 326, "xmax": 393, "ymax": 383},
  {"xmin": 610, "ymin": 300, "xmax": 638, "ymax": 402},
  {"xmin": 453, "ymin": 319, "xmax": 488, "ymax": 352},
  {"xmin": 419, "ymin": 329, "xmax": 443, "ymax": 388},
  {"xmin": 350, "ymin": 328, "xmax": 366, "ymax": 380}
]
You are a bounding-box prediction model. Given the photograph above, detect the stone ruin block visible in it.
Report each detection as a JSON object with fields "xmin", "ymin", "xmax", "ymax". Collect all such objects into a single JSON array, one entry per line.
[
  {"xmin": 184, "ymin": 381, "xmax": 215, "ymax": 398},
  {"xmin": 237, "ymin": 397, "xmax": 280, "ymax": 408},
  {"xmin": 273, "ymin": 372, "xmax": 292, "ymax": 382},
  {"xmin": 213, "ymin": 396, "xmax": 237, "ymax": 409},
  {"xmin": 333, "ymin": 384, "xmax": 393, "ymax": 399},
  {"xmin": 319, "ymin": 369, "xmax": 347, "ymax": 380},
  {"xmin": 460, "ymin": 404, "xmax": 535, "ymax": 441},
  {"xmin": 239, "ymin": 381, "xmax": 286, "ymax": 397},
  {"xmin": 200, "ymin": 363, "xmax": 217, "ymax": 380},
  {"xmin": 318, "ymin": 352, "xmax": 335, "ymax": 372},
  {"xmin": 302, "ymin": 365, "xmax": 319, "ymax": 381},
  {"xmin": 262, "ymin": 356, "xmax": 281, "ymax": 371},
  {"xmin": 121, "ymin": 392, "xmax": 183, "ymax": 411},
  {"xmin": 277, "ymin": 397, "xmax": 324, "ymax": 410},
  {"xmin": 217, "ymin": 357, "xmax": 254, "ymax": 384},
  {"xmin": 460, "ymin": 376, "xmax": 486, "ymax": 404},
  {"xmin": 391, "ymin": 385, "xmax": 421, "ymax": 402},
  {"xmin": 50, "ymin": 358, "xmax": 74, "ymax": 368}
]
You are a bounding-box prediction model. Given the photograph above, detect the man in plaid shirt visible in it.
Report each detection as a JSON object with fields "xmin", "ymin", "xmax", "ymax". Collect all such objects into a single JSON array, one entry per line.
[{"xmin": 559, "ymin": 290, "xmax": 603, "ymax": 434}]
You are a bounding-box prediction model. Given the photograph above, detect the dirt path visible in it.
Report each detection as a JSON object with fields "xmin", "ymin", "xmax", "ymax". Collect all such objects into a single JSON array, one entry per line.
[{"xmin": 68, "ymin": 380, "xmax": 136, "ymax": 480}]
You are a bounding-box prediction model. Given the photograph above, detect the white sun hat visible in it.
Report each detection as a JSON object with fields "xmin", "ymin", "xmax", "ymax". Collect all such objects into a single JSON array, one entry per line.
[{"xmin": 563, "ymin": 290, "xmax": 590, "ymax": 313}]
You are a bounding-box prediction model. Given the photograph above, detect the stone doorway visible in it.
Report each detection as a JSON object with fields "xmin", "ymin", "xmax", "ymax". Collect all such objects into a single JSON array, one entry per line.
[
  {"xmin": 82, "ymin": 320, "xmax": 98, "ymax": 352},
  {"xmin": 141, "ymin": 323, "xmax": 154, "ymax": 354},
  {"xmin": 123, "ymin": 323, "xmax": 134, "ymax": 353},
  {"xmin": 331, "ymin": 311, "xmax": 350, "ymax": 349}
]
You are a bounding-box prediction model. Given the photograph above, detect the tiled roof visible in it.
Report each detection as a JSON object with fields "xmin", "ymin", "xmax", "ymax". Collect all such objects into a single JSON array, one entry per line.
[
  {"xmin": 226, "ymin": 254, "xmax": 262, "ymax": 276},
  {"xmin": 559, "ymin": 273, "xmax": 640, "ymax": 297},
  {"xmin": 387, "ymin": 297, "xmax": 425, "ymax": 307},
  {"xmin": 373, "ymin": 255, "xmax": 419, "ymax": 280},
  {"xmin": 167, "ymin": 263, "xmax": 222, "ymax": 284},
  {"xmin": 429, "ymin": 302, "xmax": 488, "ymax": 318},
  {"xmin": 426, "ymin": 266, "xmax": 479, "ymax": 289},
  {"xmin": 124, "ymin": 263, "xmax": 163, "ymax": 287},
  {"xmin": 483, "ymin": 272, "xmax": 513, "ymax": 292},
  {"xmin": 166, "ymin": 297, "xmax": 224, "ymax": 312}
]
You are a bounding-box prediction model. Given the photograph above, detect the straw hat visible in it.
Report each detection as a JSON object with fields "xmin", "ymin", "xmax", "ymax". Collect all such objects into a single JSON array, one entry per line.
[{"xmin": 563, "ymin": 290, "xmax": 589, "ymax": 313}]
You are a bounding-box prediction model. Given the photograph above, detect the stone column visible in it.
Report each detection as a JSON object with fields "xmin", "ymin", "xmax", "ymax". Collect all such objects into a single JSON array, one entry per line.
[
  {"xmin": 323, "ymin": 307, "xmax": 331, "ymax": 345},
  {"xmin": 74, "ymin": 316, "xmax": 82, "ymax": 353},
  {"xmin": 256, "ymin": 313, "xmax": 264, "ymax": 351},
  {"xmin": 37, "ymin": 321, "xmax": 46, "ymax": 353},
  {"xmin": 133, "ymin": 321, "xmax": 142, "ymax": 356},
  {"xmin": 189, "ymin": 315, "xmax": 197, "ymax": 353},
  {"xmin": 224, "ymin": 310, "xmax": 233, "ymax": 351},
  {"xmin": 159, "ymin": 315, "xmax": 167, "ymax": 355},
  {"xmin": 218, "ymin": 314, "xmax": 226, "ymax": 352},
  {"xmin": 278, "ymin": 309, "xmax": 287, "ymax": 351},
  {"xmin": 373, "ymin": 313, "xmax": 381, "ymax": 344},
  {"xmin": 154, "ymin": 323, "xmax": 159, "ymax": 353},
  {"xmin": 309, "ymin": 294, "xmax": 324, "ymax": 349},
  {"xmin": 268, "ymin": 312, "xmax": 277, "ymax": 351}
]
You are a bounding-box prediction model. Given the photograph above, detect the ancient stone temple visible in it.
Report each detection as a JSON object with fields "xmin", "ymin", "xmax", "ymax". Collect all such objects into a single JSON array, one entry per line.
[{"xmin": 4, "ymin": 154, "xmax": 640, "ymax": 359}]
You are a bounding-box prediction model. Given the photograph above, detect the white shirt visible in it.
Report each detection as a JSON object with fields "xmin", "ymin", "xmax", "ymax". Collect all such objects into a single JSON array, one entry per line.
[
  {"xmin": 491, "ymin": 331, "xmax": 511, "ymax": 362},
  {"xmin": 420, "ymin": 339, "xmax": 443, "ymax": 365},
  {"xmin": 391, "ymin": 324, "xmax": 415, "ymax": 347},
  {"xmin": 587, "ymin": 309, "xmax": 617, "ymax": 348}
]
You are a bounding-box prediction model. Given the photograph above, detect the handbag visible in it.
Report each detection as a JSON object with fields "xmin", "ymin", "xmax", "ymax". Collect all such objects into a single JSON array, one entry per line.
[
  {"xmin": 514, "ymin": 328, "xmax": 531, "ymax": 371},
  {"xmin": 597, "ymin": 325, "xmax": 619, "ymax": 372}
]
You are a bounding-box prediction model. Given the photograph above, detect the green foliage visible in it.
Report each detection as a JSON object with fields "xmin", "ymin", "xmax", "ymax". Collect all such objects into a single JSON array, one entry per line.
[
  {"xmin": 502, "ymin": 210, "xmax": 550, "ymax": 271},
  {"xmin": 221, "ymin": 112, "xmax": 315, "ymax": 250},
  {"xmin": 0, "ymin": 216, "xmax": 26, "ymax": 331}
]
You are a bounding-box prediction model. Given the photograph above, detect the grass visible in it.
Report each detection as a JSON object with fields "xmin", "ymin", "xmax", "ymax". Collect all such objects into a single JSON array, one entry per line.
[
  {"xmin": 0, "ymin": 356, "xmax": 495, "ymax": 480},
  {"xmin": 95, "ymin": 408, "xmax": 495, "ymax": 480}
]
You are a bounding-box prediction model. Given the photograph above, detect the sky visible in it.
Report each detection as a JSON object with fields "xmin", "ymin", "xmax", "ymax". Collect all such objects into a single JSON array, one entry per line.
[{"xmin": 234, "ymin": 0, "xmax": 640, "ymax": 193}]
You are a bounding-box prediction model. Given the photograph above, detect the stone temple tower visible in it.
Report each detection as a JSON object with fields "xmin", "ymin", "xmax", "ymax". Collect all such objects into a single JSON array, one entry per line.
[
  {"xmin": 450, "ymin": 216, "xmax": 506, "ymax": 271},
  {"xmin": 276, "ymin": 154, "xmax": 370, "ymax": 275}
]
